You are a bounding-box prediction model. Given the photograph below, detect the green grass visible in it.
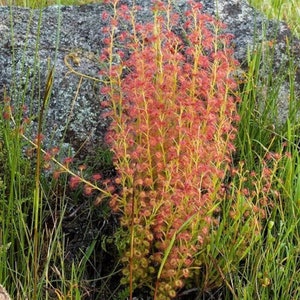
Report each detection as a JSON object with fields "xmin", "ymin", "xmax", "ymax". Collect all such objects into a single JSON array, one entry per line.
[
  {"xmin": 0, "ymin": 0, "xmax": 299, "ymax": 299},
  {"xmin": 230, "ymin": 44, "xmax": 300, "ymax": 299},
  {"xmin": 0, "ymin": 0, "xmax": 102, "ymax": 8},
  {"xmin": 249, "ymin": 0, "xmax": 300, "ymax": 37}
]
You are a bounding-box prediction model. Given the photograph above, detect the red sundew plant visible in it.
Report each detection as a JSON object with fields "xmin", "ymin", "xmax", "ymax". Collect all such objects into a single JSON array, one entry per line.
[{"xmin": 101, "ymin": 0, "xmax": 240, "ymax": 298}]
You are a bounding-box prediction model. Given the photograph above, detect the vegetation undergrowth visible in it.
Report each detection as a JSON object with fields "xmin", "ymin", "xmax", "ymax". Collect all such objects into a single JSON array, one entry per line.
[
  {"xmin": 0, "ymin": 0, "xmax": 299, "ymax": 299},
  {"xmin": 0, "ymin": 1, "xmax": 116, "ymax": 299}
]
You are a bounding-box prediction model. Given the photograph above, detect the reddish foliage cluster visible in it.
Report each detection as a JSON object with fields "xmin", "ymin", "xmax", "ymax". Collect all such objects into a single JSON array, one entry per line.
[{"xmin": 100, "ymin": 0, "xmax": 240, "ymax": 298}]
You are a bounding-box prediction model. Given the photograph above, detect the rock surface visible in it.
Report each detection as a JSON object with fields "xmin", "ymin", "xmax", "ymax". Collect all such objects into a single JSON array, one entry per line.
[
  {"xmin": 0, "ymin": 284, "xmax": 11, "ymax": 300},
  {"xmin": 0, "ymin": 0, "xmax": 299, "ymax": 157}
]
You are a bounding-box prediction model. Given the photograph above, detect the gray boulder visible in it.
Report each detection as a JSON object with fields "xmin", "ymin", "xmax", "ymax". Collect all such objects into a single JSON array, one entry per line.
[{"xmin": 0, "ymin": 0, "xmax": 299, "ymax": 157}]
